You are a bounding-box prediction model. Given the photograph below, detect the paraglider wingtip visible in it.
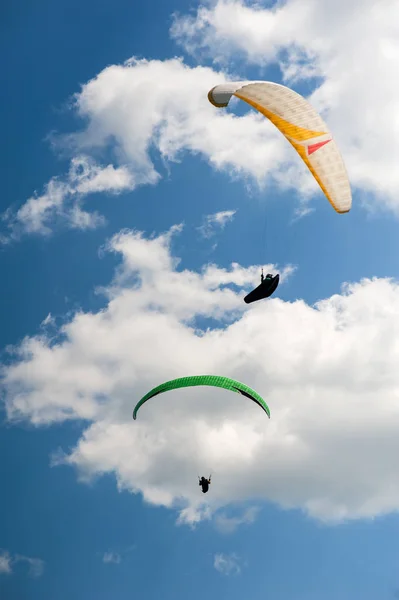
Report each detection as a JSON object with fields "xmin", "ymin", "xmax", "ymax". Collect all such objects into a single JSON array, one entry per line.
[{"xmin": 207, "ymin": 86, "xmax": 229, "ymax": 108}]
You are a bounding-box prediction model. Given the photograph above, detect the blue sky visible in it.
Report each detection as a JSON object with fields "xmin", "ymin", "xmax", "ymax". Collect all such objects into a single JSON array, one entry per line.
[{"xmin": 2, "ymin": 0, "xmax": 399, "ymax": 598}]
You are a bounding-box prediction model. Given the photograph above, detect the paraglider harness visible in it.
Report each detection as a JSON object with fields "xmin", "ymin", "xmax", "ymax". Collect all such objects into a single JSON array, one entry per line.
[
  {"xmin": 244, "ymin": 268, "xmax": 279, "ymax": 304},
  {"xmin": 198, "ymin": 475, "xmax": 211, "ymax": 493}
]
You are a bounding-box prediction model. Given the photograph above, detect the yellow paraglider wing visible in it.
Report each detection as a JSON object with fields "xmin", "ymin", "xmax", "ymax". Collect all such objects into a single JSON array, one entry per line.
[{"xmin": 208, "ymin": 81, "xmax": 351, "ymax": 214}]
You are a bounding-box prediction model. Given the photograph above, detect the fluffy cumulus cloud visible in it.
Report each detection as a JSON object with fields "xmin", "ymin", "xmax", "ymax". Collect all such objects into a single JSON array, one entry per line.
[
  {"xmin": 2, "ymin": 225, "xmax": 399, "ymax": 525},
  {"xmin": 2, "ymin": 224, "xmax": 289, "ymax": 426},
  {"xmin": 172, "ymin": 0, "xmax": 399, "ymax": 212},
  {"xmin": 66, "ymin": 57, "xmax": 285, "ymax": 187},
  {"xmin": 2, "ymin": 156, "xmax": 135, "ymax": 240},
  {"xmin": 5, "ymin": 0, "xmax": 399, "ymax": 240},
  {"xmin": 3, "ymin": 55, "xmax": 332, "ymax": 240}
]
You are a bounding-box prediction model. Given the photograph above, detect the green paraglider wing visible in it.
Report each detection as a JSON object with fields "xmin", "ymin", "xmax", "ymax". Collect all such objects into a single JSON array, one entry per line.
[{"xmin": 132, "ymin": 375, "xmax": 270, "ymax": 420}]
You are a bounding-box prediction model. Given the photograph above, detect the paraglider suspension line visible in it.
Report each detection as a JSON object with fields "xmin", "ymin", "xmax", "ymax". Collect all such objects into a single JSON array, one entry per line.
[{"xmin": 260, "ymin": 196, "xmax": 268, "ymax": 275}]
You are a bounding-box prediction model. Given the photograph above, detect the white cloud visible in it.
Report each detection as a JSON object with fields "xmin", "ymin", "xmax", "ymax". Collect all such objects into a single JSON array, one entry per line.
[
  {"xmin": 198, "ymin": 209, "xmax": 236, "ymax": 238},
  {"xmin": 214, "ymin": 553, "xmax": 241, "ymax": 575},
  {"xmin": 72, "ymin": 161, "xmax": 134, "ymax": 196},
  {"xmin": 170, "ymin": 0, "xmax": 308, "ymax": 67},
  {"xmin": 5, "ymin": 0, "xmax": 399, "ymax": 240},
  {"xmin": 103, "ymin": 552, "xmax": 121, "ymax": 564},
  {"xmin": 0, "ymin": 551, "xmax": 44, "ymax": 577},
  {"xmin": 2, "ymin": 156, "xmax": 134, "ymax": 240},
  {"xmin": 214, "ymin": 506, "xmax": 260, "ymax": 533},
  {"xmin": 0, "ymin": 551, "xmax": 12, "ymax": 574},
  {"xmin": 171, "ymin": 0, "xmax": 399, "ymax": 212},
  {"xmin": 67, "ymin": 57, "xmax": 289, "ymax": 190},
  {"xmin": 4, "ymin": 55, "xmax": 335, "ymax": 240},
  {"xmin": 2, "ymin": 225, "xmax": 287, "ymax": 427},
  {"xmin": 2, "ymin": 225, "xmax": 399, "ymax": 525}
]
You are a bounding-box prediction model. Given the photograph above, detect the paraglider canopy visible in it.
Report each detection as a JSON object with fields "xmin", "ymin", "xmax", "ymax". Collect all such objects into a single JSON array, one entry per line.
[
  {"xmin": 208, "ymin": 81, "xmax": 352, "ymax": 214},
  {"xmin": 132, "ymin": 375, "xmax": 270, "ymax": 420}
]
